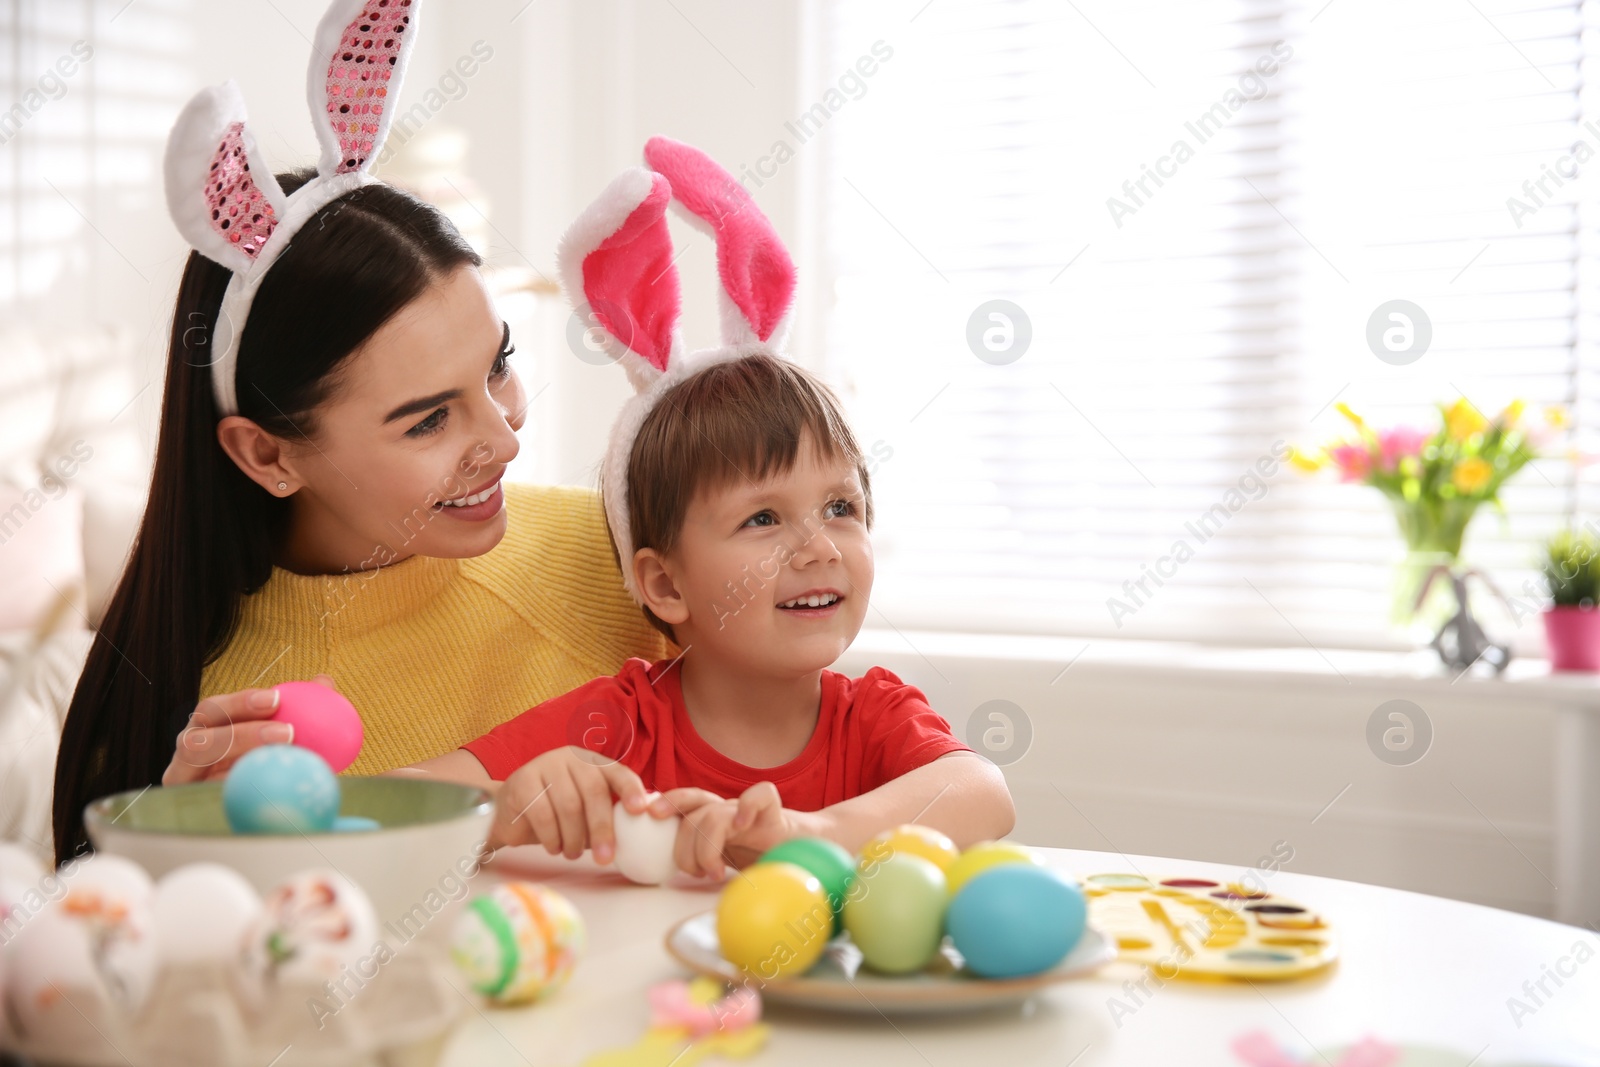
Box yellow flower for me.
[1546,406,1570,429]
[1287,447,1324,473]
[1499,399,1525,426]
[1334,402,1364,429]
[1445,399,1488,441]
[1453,457,1492,493]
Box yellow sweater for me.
[200,484,673,774]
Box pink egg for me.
[271,681,364,772]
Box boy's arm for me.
[386,749,499,791]
[814,751,1015,854]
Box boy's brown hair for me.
[607,354,875,641]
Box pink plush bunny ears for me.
[163,0,421,416]
[556,136,798,602]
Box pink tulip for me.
[1378,427,1429,471]
[1328,443,1372,482]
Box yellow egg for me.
[715,862,832,980]
[944,841,1043,897]
[860,824,960,873]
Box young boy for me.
[406,139,1015,879]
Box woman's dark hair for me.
[51,168,481,865]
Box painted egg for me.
[151,863,264,965]
[714,862,831,981]
[272,680,364,772]
[944,841,1043,898]
[451,881,585,1005]
[860,824,960,873]
[612,792,679,885]
[332,815,381,833]
[223,744,340,834]
[242,869,378,986]
[947,865,1086,978]
[756,837,855,934]
[841,853,947,975]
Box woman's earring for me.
[277,481,289,492]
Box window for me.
[805,0,1599,649]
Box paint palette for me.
[1080,873,1338,981]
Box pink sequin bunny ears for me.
[163,0,422,417]
[556,136,798,602]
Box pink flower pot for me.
[1543,606,1600,672]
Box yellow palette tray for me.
[1080,872,1338,981]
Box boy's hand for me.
[653,782,826,880]
[491,745,650,861]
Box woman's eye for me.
[491,345,515,380]
[742,510,777,528]
[407,408,447,438]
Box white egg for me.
[242,868,379,986]
[6,897,157,1032]
[64,853,154,906]
[611,792,681,885]
[152,863,264,966]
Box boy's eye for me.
[742,510,777,528]
[826,499,856,519]
[407,408,447,438]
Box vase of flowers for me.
[1540,529,1600,671]
[1294,398,1559,652]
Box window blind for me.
[807,0,1600,650]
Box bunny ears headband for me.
[163,0,422,417]
[557,136,799,603]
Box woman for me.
[51,167,670,865]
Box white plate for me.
[663,911,1116,1015]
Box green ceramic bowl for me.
[85,777,494,931]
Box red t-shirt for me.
[462,658,972,811]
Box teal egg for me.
[222,744,340,834]
[332,815,381,832]
[946,865,1086,978]
[757,837,855,935]
[841,853,947,974]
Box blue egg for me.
[946,865,1087,979]
[223,744,340,834]
[332,815,381,832]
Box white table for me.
[436,846,1600,1067]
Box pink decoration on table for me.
[647,979,761,1037]
[1232,1030,1400,1067]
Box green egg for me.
[842,853,947,974]
[757,837,856,935]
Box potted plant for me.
[1540,528,1600,671]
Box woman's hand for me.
[653,783,826,880]
[161,675,335,785]
[489,746,650,861]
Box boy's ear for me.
[633,548,690,627]
[216,416,300,497]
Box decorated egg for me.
[946,865,1086,978]
[242,869,378,986]
[223,744,340,834]
[452,881,585,1005]
[272,680,364,772]
[612,792,680,885]
[860,824,959,874]
[841,853,947,975]
[944,841,1043,898]
[756,837,854,934]
[714,862,831,980]
[151,863,264,966]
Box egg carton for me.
[0,940,465,1067]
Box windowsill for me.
[841,628,1600,708]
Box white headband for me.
[555,136,799,603]
[162,0,422,416]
